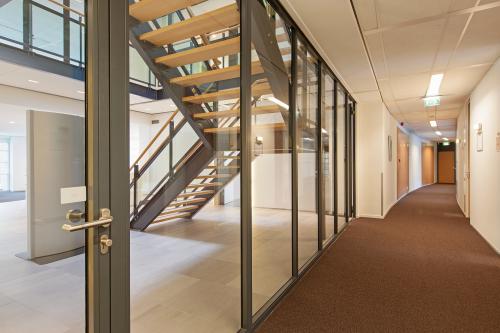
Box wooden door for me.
[397,129,409,199]
[421,145,434,185]
[438,151,455,184]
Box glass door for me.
[0,0,129,332]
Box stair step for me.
[152,212,191,224]
[193,105,281,119]
[219,155,240,160]
[186,182,224,189]
[169,197,207,207]
[171,62,263,87]
[204,123,286,134]
[195,174,232,179]
[156,37,240,68]
[183,82,271,104]
[129,0,206,22]
[177,190,215,198]
[206,165,239,169]
[159,205,199,216]
[140,4,239,46]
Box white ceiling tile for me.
[375,0,453,26]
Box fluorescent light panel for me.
[429,120,437,127]
[435,131,442,136]
[426,73,443,97]
[267,96,289,110]
[443,137,449,141]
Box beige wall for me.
[458,58,500,252]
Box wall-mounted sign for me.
[496,132,500,152]
[423,96,441,107]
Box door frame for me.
[85,0,129,331]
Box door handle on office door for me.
[62,208,113,232]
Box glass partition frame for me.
[240,0,357,330]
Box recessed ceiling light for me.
[429,120,437,127]
[28,79,39,84]
[426,73,443,97]
[77,90,85,94]
[435,131,442,136]
[443,137,449,141]
[9,121,15,124]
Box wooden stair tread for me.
[130,0,206,22]
[159,205,199,216]
[186,182,223,188]
[219,155,240,159]
[140,4,239,46]
[193,105,281,119]
[152,212,191,224]
[156,37,240,68]
[169,198,207,207]
[177,190,215,198]
[171,61,263,87]
[204,123,286,134]
[183,82,271,104]
[195,174,232,179]
[207,165,239,169]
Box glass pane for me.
[322,71,335,242]
[337,85,347,231]
[0,1,87,332]
[296,40,319,268]
[32,5,64,60]
[129,0,241,331]
[250,1,292,314]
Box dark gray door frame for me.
[86,0,129,331]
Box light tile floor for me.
[0,201,346,333]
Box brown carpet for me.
[258,184,500,333]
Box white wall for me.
[10,136,26,191]
[462,58,500,252]
[357,93,428,218]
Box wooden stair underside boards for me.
[182,82,272,104]
[193,105,281,119]
[177,189,215,198]
[156,37,240,68]
[170,61,263,87]
[186,182,223,189]
[129,0,206,22]
[139,4,239,46]
[195,174,232,179]
[168,197,207,207]
[152,212,191,224]
[204,122,286,134]
[158,205,199,215]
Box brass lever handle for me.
[62,208,113,232]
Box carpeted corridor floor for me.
[258,184,500,332]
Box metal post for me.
[344,92,349,222]
[352,101,357,217]
[240,0,253,329]
[169,121,174,177]
[317,61,324,250]
[333,80,338,235]
[290,27,298,277]
[22,0,31,52]
[133,164,139,217]
[63,0,70,63]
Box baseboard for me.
[358,213,384,219]
[470,223,500,256]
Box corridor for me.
[258,185,500,332]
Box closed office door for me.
[397,129,409,199]
[422,144,434,185]
[438,151,455,184]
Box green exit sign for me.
[424,96,441,107]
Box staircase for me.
[128,0,291,230]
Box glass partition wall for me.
[239,0,357,329]
[127,0,356,331]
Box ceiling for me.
[282,0,500,141]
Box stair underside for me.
[140,3,239,46]
[170,61,263,87]
[183,82,272,104]
[129,0,206,22]
[156,37,240,68]
[193,105,281,119]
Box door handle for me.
[62,208,113,232]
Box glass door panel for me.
[0,0,88,331]
[322,71,335,242]
[337,86,347,231]
[296,39,319,268]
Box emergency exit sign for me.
[423,96,441,107]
